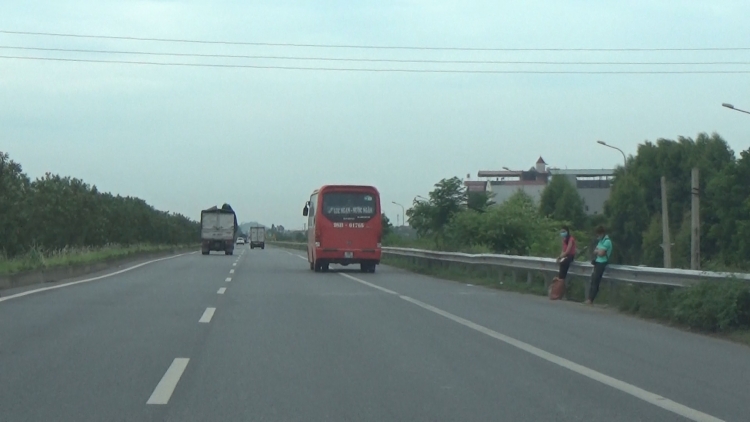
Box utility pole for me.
[661,176,672,268]
[691,168,700,270]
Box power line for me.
[2,55,750,73]
[2,30,749,52]
[1,45,749,66]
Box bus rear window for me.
[322,192,377,222]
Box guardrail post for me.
[526,271,532,285]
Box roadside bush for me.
[443,191,564,257]
[614,280,750,332]
[671,281,750,332]
[0,152,199,258]
[616,285,677,320]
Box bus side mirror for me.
[302,204,309,217]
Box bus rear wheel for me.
[314,261,330,272]
[360,263,376,273]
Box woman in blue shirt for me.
[587,225,612,305]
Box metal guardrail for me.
[270,242,750,287]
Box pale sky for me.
[2,0,749,229]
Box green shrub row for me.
[0,152,200,259]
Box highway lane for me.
[161,249,687,422]
[351,262,750,422]
[0,245,747,421]
[0,249,239,422]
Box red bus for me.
[302,185,382,273]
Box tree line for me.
[0,152,199,258]
[405,132,750,270]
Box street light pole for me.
[597,140,627,171]
[722,103,750,115]
[392,201,405,227]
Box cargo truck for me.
[249,226,265,250]
[201,204,238,255]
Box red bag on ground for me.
[548,277,565,300]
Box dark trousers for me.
[589,262,607,302]
[558,255,574,279]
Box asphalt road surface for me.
[1,246,748,422]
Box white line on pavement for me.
[0,252,195,304]
[229,269,235,274]
[146,358,190,405]
[296,255,306,260]
[225,277,232,282]
[232,263,236,266]
[339,273,399,295]
[341,273,724,422]
[199,307,216,323]
[217,287,226,295]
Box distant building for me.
[548,168,613,215]
[464,180,489,193]
[466,157,614,215]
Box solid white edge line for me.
[338,273,399,295]
[0,251,195,303]
[342,273,724,422]
[217,287,226,295]
[225,277,232,282]
[146,358,190,405]
[296,255,306,260]
[199,307,216,323]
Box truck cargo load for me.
[201,204,238,255]
[249,226,265,250]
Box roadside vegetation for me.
[0,152,200,276]
[0,243,196,276]
[383,132,750,340]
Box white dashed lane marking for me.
[146,358,190,405]
[198,307,216,323]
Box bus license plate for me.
[344,252,353,258]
